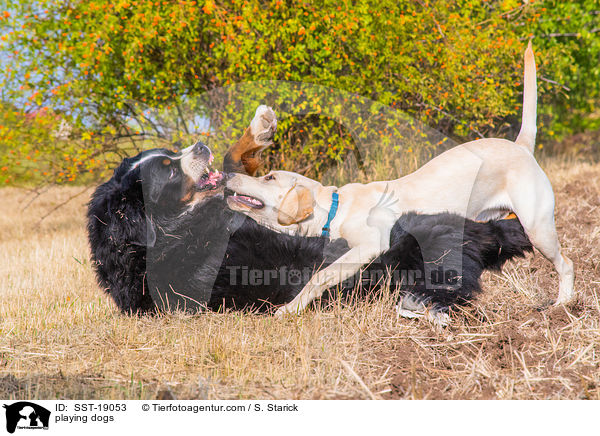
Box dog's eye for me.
[162,159,171,166]
[264,174,275,181]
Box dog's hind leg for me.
[526,216,575,305]
[508,174,575,305]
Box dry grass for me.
[0,155,599,400]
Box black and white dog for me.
[87,136,532,323]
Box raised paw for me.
[250,105,277,147]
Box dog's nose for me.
[193,141,210,156]
[192,141,214,164]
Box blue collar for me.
[321,192,339,237]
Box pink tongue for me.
[206,171,222,186]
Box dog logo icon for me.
[3,402,50,433]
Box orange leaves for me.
[202,0,214,15]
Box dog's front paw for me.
[274,303,299,318]
[274,306,289,318]
[250,105,277,147]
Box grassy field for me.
[0,154,599,400]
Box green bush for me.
[0,0,598,184]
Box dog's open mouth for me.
[225,189,265,209]
[196,168,224,192]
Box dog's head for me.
[114,141,225,211]
[225,170,323,232]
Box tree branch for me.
[540,76,571,92]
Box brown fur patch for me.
[223,128,264,176]
[180,176,196,203]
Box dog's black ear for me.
[149,181,164,204]
[118,159,166,204]
[143,175,167,204]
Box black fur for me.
[357,213,533,311]
[87,150,533,316]
[87,152,157,313]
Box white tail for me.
[515,41,537,153]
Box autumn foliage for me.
[0,0,598,185]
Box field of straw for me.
[0,154,599,400]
